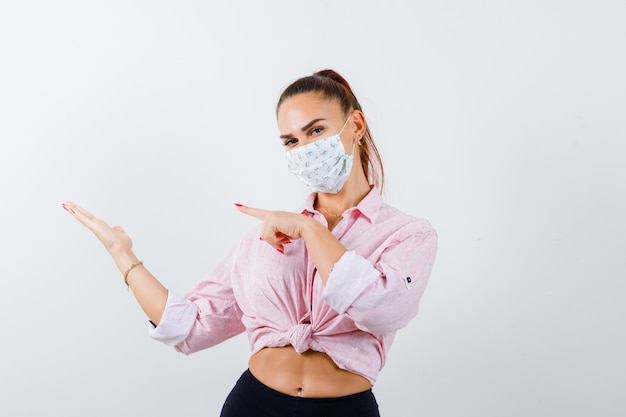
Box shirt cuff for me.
[322,250,380,314]
[148,291,198,346]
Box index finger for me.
[234,203,269,221]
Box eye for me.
[282,138,298,148]
[309,126,324,137]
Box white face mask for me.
[285,116,356,194]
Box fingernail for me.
[62,204,75,214]
[276,248,284,255]
[234,203,243,207]
[284,241,292,244]
[259,237,264,241]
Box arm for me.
[323,226,438,335]
[62,202,168,325]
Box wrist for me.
[124,260,144,287]
[113,250,140,273]
[301,215,324,240]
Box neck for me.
[315,169,371,215]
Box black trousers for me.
[220,369,381,417]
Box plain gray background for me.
[1,1,624,416]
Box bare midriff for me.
[248,346,372,398]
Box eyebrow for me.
[279,118,325,139]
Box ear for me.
[349,110,367,143]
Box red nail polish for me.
[276,248,284,254]
[259,237,264,241]
[234,203,243,207]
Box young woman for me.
[62,69,437,416]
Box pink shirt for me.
[150,187,437,385]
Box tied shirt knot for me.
[287,323,312,353]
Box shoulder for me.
[375,202,437,243]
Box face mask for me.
[285,116,356,194]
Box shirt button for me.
[406,277,412,283]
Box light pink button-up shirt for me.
[150,187,437,385]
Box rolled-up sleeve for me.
[149,291,198,346]
[323,224,437,335]
[322,251,380,314]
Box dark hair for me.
[276,69,385,192]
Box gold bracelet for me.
[124,260,143,287]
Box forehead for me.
[277,93,343,131]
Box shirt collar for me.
[301,185,383,223]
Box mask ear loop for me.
[338,114,352,135]
[339,113,362,155]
